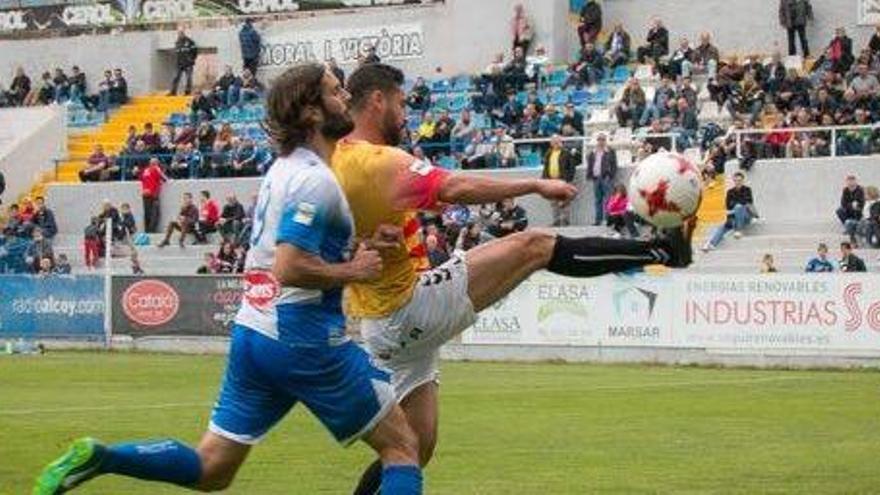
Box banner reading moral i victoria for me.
[674,274,880,351]
[260,23,424,67]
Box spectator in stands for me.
[79,145,112,182]
[363,45,381,65]
[415,111,437,146]
[456,221,487,251]
[191,90,219,122]
[3,204,29,238]
[605,184,640,238]
[425,234,449,268]
[704,172,756,251]
[0,227,31,273]
[24,228,53,273]
[140,122,161,152]
[91,70,113,111]
[24,71,54,106]
[693,32,720,78]
[525,44,550,82]
[83,216,101,270]
[671,97,699,148]
[194,190,219,244]
[239,18,262,78]
[230,138,258,177]
[511,3,534,54]
[406,77,431,110]
[779,0,813,57]
[616,78,646,129]
[837,174,865,234]
[855,186,880,248]
[158,192,198,248]
[849,64,879,104]
[487,198,528,238]
[502,46,530,92]
[18,197,35,225]
[452,109,476,152]
[805,243,835,272]
[7,67,30,106]
[233,244,247,273]
[197,252,220,274]
[636,17,669,66]
[604,23,632,69]
[489,126,517,168]
[53,253,71,275]
[238,68,262,104]
[824,27,854,74]
[111,68,128,105]
[760,254,778,273]
[577,0,602,44]
[727,71,765,125]
[640,74,676,126]
[32,197,57,241]
[170,29,198,96]
[119,202,137,240]
[561,102,584,135]
[124,125,139,153]
[174,123,196,148]
[839,241,867,272]
[586,133,617,226]
[543,135,577,226]
[97,199,125,243]
[52,67,70,103]
[136,157,165,234]
[216,241,237,273]
[433,109,455,154]
[571,42,605,87]
[196,121,217,154]
[215,65,240,107]
[37,256,54,276]
[169,143,198,179]
[69,66,86,102]
[664,37,695,78]
[219,193,245,242]
[538,104,563,136]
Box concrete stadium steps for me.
[693,221,880,272]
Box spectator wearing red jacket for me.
[605,184,640,238]
[194,190,220,244]
[139,158,168,233]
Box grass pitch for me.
[1,352,878,494]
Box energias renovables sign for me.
[260,23,424,67]
[0,275,105,340]
[112,275,242,337]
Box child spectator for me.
[805,243,835,272]
[53,253,72,275]
[83,216,102,270]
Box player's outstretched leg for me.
[468,219,694,312]
[33,431,250,494]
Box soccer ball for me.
[628,152,702,229]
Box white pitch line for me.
[0,375,809,416]
[0,401,211,416]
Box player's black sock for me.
[546,235,671,277]
[352,459,383,495]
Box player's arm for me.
[274,243,381,290]
[272,177,381,290]
[390,149,578,209]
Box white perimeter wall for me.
[0,106,66,204]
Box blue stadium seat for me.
[448,93,470,112]
[515,90,528,106]
[472,112,490,129]
[551,90,570,106]
[437,155,458,169]
[571,89,589,106]
[611,65,632,83]
[520,151,542,168]
[452,76,473,92]
[547,69,568,87]
[431,79,451,93]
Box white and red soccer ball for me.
[628,152,702,229]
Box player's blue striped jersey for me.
[235,147,353,347]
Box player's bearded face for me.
[320,102,355,140]
[381,105,403,146]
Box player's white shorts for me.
[359,253,476,400]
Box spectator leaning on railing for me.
[542,134,577,227]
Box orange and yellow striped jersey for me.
[331,139,449,318]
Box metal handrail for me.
[730,123,880,159]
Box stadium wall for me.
[727,156,880,223]
[0,106,66,204]
[45,164,636,234]
[0,0,569,95]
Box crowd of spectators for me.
[0,65,128,111]
[0,197,66,274]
